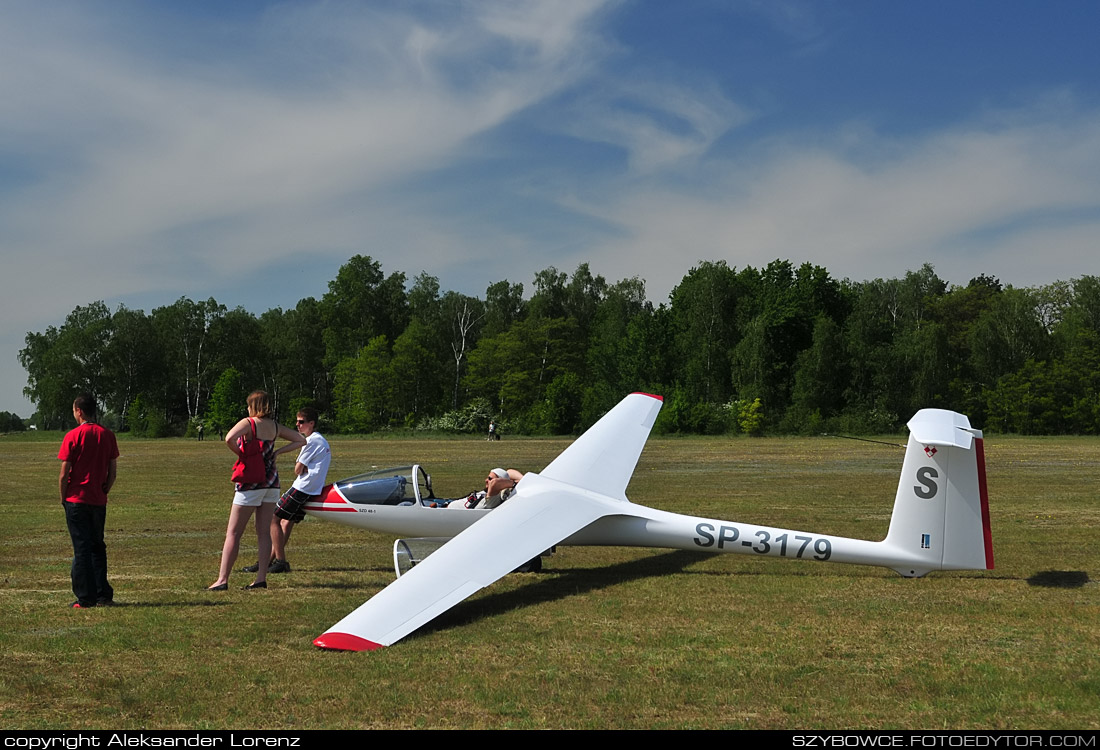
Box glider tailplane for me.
[883,409,993,577]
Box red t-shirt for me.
[58,422,119,506]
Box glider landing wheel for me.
[513,556,542,574]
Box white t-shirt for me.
[291,432,331,495]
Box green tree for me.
[205,367,248,435]
[0,412,26,432]
[528,266,568,320]
[331,336,395,432]
[583,276,653,425]
[19,302,113,429]
[531,371,584,434]
[104,305,161,430]
[731,261,844,417]
[483,280,525,337]
[970,287,1048,389]
[391,320,443,424]
[786,315,849,431]
[563,262,607,338]
[321,255,408,366]
[669,260,741,405]
[441,291,485,409]
[465,317,583,426]
[151,297,226,422]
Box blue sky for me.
[4,0,1100,415]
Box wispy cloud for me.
[3,1,1100,413]
[579,101,1100,298]
[0,0,614,327]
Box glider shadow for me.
[411,549,706,640]
[1027,570,1091,588]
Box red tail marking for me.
[974,438,994,570]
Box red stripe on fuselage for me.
[974,437,994,569]
[303,484,360,512]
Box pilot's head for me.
[485,467,514,496]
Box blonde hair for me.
[246,390,273,419]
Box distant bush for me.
[0,411,26,432]
[128,396,178,437]
[417,398,497,434]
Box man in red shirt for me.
[58,394,119,608]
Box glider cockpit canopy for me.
[333,465,434,507]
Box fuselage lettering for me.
[693,523,741,548]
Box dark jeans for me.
[63,500,112,605]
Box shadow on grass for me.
[412,549,707,639]
[91,600,234,608]
[1026,570,1091,588]
[294,580,388,591]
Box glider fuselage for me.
[306,474,941,577]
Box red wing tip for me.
[313,632,385,651]
[631,392,664,402]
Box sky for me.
[4,0,1100,416]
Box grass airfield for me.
[1,431,1096,730]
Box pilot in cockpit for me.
[446,467,524,510]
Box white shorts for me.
[232,487,281,507]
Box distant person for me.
[207,391,304,591]
[243,407,331,575]
[487,420,499,441]
[196,422,204,441]
[58,393,119,608]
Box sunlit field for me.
[1,431,1096,729]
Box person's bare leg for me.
[269,515,284,563]
[252,503,275,586]
[210,504,254,588]
[271,517,295,562]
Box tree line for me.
[18,255,1100,436]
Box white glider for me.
[309,393,993,651]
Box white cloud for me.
[0,0,613,327]
[3,1,1100,415]
[577,106,1100,299]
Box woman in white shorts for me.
[207,391,305,591]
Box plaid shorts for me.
[275,487,316,523]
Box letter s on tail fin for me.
[883,409,994,577]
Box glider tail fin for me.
[883,409,994,577]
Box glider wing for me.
[539,392,663,501]
[313,392,664,651]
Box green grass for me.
[0,433,1096,729]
